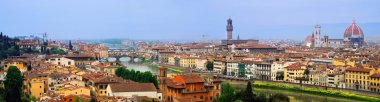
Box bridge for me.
[107,48,140,62]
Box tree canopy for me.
[206,61,214,71]
[115,68,158,88]
[4,66,24,102]
[0,32,20,59]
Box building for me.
[256,62,272,80]
[55,86,91,97]
[344,18,366,48]
[232,44,279,53]
[93,62,125,74]
[271,62,296,81]
[159,51,176,64]
[45,56,75,68]
[304,19,365,48]
[213,59,226,74]
[82,72,124,96]
[220,18,259,50]
[370,73,380,93]
[164,74,222,102]
[226,60,240,77]
[345,67,374,91]
[311,25,323,48]
[106,82,161,101]
[23,74,49,99]
[327,73,345,88]
[284,63,305,83]
[226,18,233,40]
[179,56,196,68]
[3,59,28,73]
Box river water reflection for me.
[108,57,159,74]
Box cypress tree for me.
[242,81,254,102]
[4,66,24,102]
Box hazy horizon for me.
[1,0,380,41]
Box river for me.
[108,57,362,102]
[107,57,159,74]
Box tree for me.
[69,40,73,51]
[4,66,24,102]
[115,67,125,77]
[223,66,227,75]
[115,68,159,88]
[206,61,214,72]
[218,83,235,102]
[27,64,32,71]
[242,81,254,102]
[268,94,290,102]
[256,93,267,102]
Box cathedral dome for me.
[305,35,312,42]
[344,19,364,38]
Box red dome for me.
[344,20,364,38]
[305,35,312,42]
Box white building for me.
[226,61,239,77]
[45,56,75,67]
[271,62,295,81]
[195,58,208,70]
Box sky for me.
[0,0,379,41]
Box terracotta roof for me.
[346,67,372,73]
[166,79,185,89]
[109,82,157,92]
[286,63,303,70]
[176,74,204,84]
[370,73,380,78]
[235,44,276,49]
[344,20,364,38]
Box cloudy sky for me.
[1,0,379,41]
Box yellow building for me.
[158,51,175,64]
[3,59,28,72]
[180,56,196,68]
[168,56,175,66]
[345,67,374,91]
[332,59,355,67]
[94,62,125,74]
[25,77,48,98]
[55,86,91,96]
[284,63,305,83]
[370,73,380,93]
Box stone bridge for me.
[107,48,140,62]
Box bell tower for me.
[226,18,233,40]
[158,66,167,101]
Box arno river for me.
[108,57,159,73]
[109,57,361,102]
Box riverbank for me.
[252,82,380,102]
[227,80,380,102]
[143,60,184,74]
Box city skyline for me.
[1,0,380,40]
